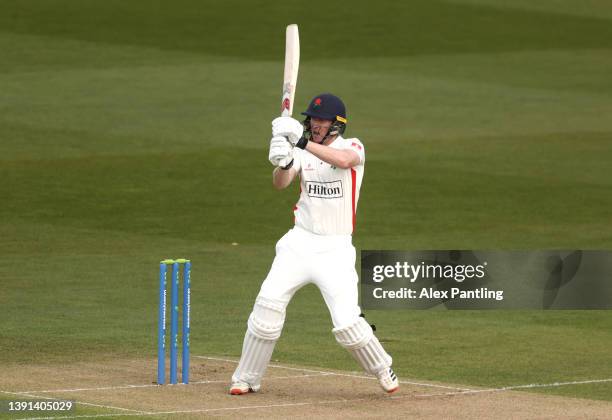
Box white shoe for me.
[229,381,252,395]
[377,367,399,393]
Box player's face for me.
[310,118,332,143]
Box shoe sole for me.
[386,386,399,394]
[229,388,250,395]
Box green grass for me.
[1,0,611,404]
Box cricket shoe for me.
[229,381,255,395]
[377,367,399,393]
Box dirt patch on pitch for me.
[1,357,611,419]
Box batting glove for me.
[272,116,304,146]
[268,136,293,167]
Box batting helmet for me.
[301,93,347,141]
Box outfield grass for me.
[1,0,611,404]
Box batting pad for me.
[232,297,286,388]
[333,317,393,375]
[247,296,286,340]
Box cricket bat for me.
[281,24,300,117]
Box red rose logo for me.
[282,98,290,111]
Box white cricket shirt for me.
[291,136,365,235]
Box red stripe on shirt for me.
[351,168,356,232]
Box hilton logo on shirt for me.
[306,181,343,199]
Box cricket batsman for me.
[230,94,399,395]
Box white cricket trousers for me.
[259,225,361,327]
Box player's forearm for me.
[305,142,359,169]
[272,167,296,190]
